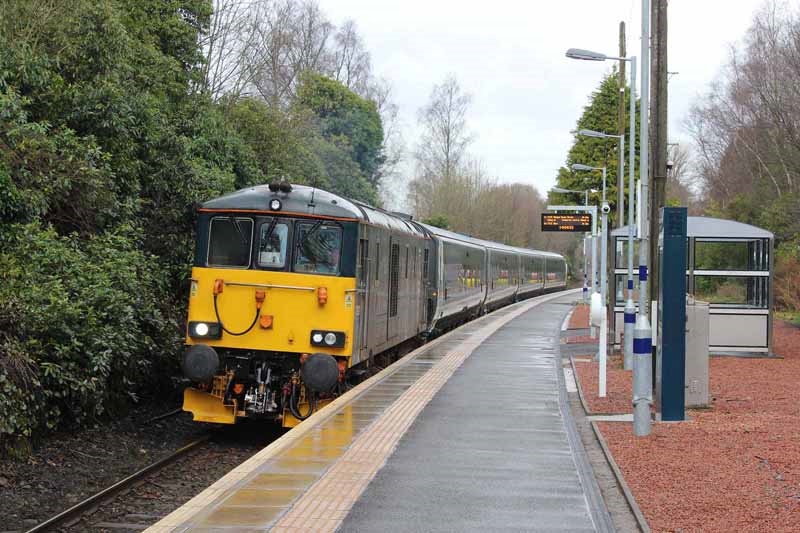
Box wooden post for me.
[649,0,668,387]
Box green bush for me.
[0,223,174,447]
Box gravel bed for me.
[65,424,284,532]
[1,403,204,532]
[583,320,800,532]
[568,304,590,329]
[567,334,599,344]
[574,354,633,414]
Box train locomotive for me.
[181,183,567,427]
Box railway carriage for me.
[181,183,567,427]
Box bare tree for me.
[328,20,372,94]
[201,0,406,199]
[664,144,695,208]
[200,0,257,101]
[245,0,299,106]
[415,75,473,181]
[410,75,474,218]
[288,1,334,77]
[687,1,800,210]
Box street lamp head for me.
[571,163,598,172]
[565,48,608,61]
[577,128,610,138]
[550,187,579,194]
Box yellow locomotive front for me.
[181,184,362,427]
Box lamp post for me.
[575,128,633,371]
[566,42,650,436]
[572,164,608,398]
[550,186,591,303]
[571,165,608,308]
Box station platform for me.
[147,289,613,532]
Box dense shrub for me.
[0,224,173,446]
[775,253,800,312]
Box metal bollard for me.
[633,267,652,437]
[623,289,635,370]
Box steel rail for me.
[25,436,210,533]
[145,407,184,424]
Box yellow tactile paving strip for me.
[145,290,576,533]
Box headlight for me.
[310,330,345,348]
[270,198,282,211]
[188,321,222,339]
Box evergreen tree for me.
[552,72,640,226]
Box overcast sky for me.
[323,0,770,207]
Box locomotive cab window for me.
[257,220,289,268]
[207,217,253,267]
[294,222,342,275]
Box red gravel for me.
[569,304,590,329]
[567,335,599,344]
[583,321,800,533]
[573,354,632,414]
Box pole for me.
[624,56,637,371]
[583,191,589,303]
[634,0,652,437]
[616,135,624,306]
[617,21,626,230]
[601,168,607,305]
[611,135,624,358]
[649,0,669,390]
[599,167,608,397]
[591,205,599,339]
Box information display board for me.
[541,213,592,232]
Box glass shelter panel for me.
[693,275,769,308]
[615,238,640,269]
[694,238,769,271]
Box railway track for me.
[26,424,284,532]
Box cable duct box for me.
[685,297,710,408]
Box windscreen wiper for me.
[262,217,278,246]
[229,215,248,246]
[298,220,323,249]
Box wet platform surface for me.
[340,295,606,532]
[146,290,611,532]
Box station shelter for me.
[611,217,774,355]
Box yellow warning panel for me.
[183,388,236,424]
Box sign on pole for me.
[541,213,593,232]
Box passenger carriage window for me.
[208,217,253,268]
[293,222,342,275]
[257,221,289,268]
